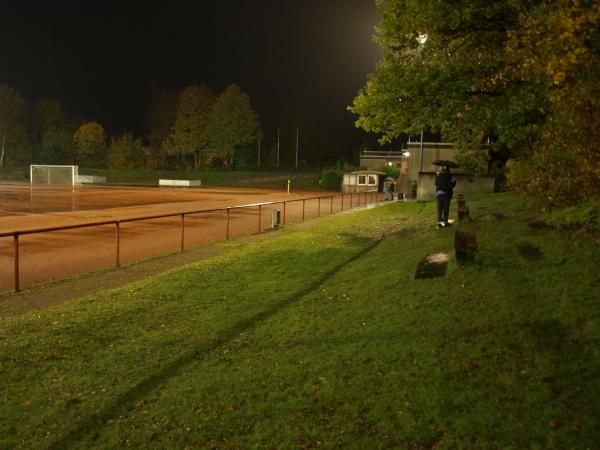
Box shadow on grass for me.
[516,242,544,260]
[49,237,383,449]
[522,319,600,440]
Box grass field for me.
[1,194,599,448]
[0,166,321,190]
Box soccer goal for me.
[30,165,80,185]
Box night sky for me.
[0,1,381,156]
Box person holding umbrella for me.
[433,160,458,228]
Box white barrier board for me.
[78,175,107,184]
[159,179,202,187]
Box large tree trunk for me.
[0,131,5,168]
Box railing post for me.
[283,202,286,225]
[115,221,120,267]
[14,233,20,292]
[226,208,230,240]
[258,205,262,232]
[318,197,321,217]
[181,214,185,251]
[302,199,305,221]
[341,194,344,211]
[350,193,353,208]
[330,195,333,213]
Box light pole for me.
[277,128,280,169]
[295,128,299,170]
[257,129,261,170]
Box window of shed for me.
[368,175,376,185]
[358,175,367,185]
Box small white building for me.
[342,170,384,193]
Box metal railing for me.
[0,191,384,292]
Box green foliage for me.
[143,88,179,169]
[107,133,145,169]
[455,148,489,177]
[351,0,600,205]
[378,165,400,178]
[35,99,78,164]
[38,129,72,164]
[207,84,260,166]
[504,0,600,205]
[74,122,106,167]
[0,84,27,167]
[320,170,342,190]
[165,85,215,170]
[547,200,600,235]
[0,166,28,181]
[350,0,542,148]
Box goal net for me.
[30,165,80,185]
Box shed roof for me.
[346,170,386,175]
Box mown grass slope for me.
[1,194,598,449]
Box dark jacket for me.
[435,171,456,196]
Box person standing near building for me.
[435,166,456,227]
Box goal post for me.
[30,165,80,185]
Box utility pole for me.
[277,128,280,169]
[257,129,261,170]
[419,129,424,173]
[295,128,299,170]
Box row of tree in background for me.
[0,82,325,171]
[147,84,258,170]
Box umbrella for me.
[432,159,459,168]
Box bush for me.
[378,165,400,178]
[107,134,145,169]
[455,149,489,177]
[320,170,342,190]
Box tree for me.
[504,0,600,204]
[35,99,77,164]
[207,84,260,167]
[143,88,178,169]
[74,122,106,168]
[0,84,27,167]
[107,133,145,169]
[350,0,600,204]
[351,1,540,146]
[165,85,215,170]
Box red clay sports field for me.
[0,183,382,292]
